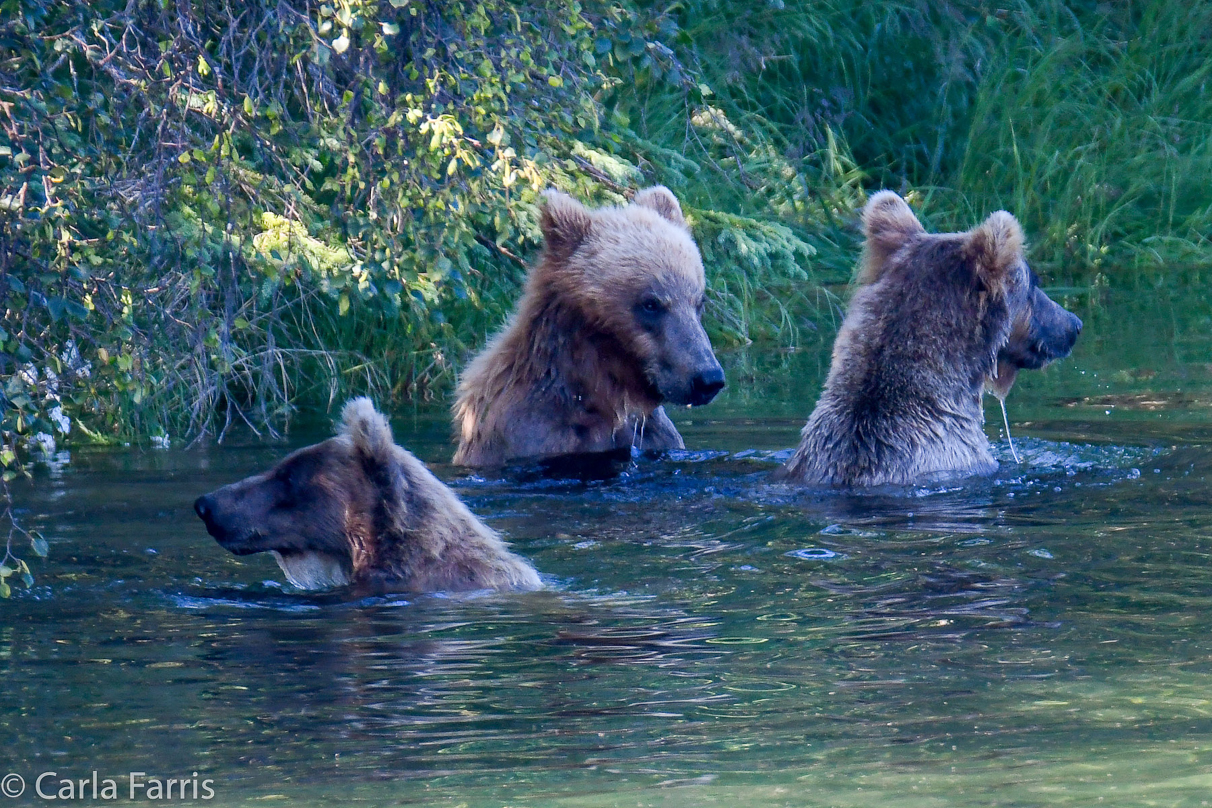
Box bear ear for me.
[859,191,925,284]
[632,185,687,228]
[339,397,394,465]
[540,189,593,257]
[965,211,1024,287]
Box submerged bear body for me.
[195,398,541,593]
[453,186,724,467]
[781,191,1082,487]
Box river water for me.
[5,277,1212,806]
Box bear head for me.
[194,398,405,589]
[860,191,1082,398]
[535,186,725,407]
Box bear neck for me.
[794,282,1007,485]
[511,287,660,420]
[453,261,669,466]
[345,450,541,591]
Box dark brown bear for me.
[452,186,725,467]
[780,191,1082,487]
[194,398,541,592]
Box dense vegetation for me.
[4,0,1212,459]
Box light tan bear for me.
[194,398,541,592]
[452,187,725,467]
[779,191,1082,487]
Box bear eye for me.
[638,296,666,316]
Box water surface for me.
[5,278,1212,806]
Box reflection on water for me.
[7,280,1212,806]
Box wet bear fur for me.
[452,186,725,467]
[195,398,542,592]
[780,191,1082,487]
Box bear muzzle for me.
[687,366,726,406]
[657,359,726,407]
[194,493,264,555]
[1028,308,1083,367]
[1003,290,1082,371]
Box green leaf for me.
[338,293,350,316]
[65,300,88,321]
[21,573,33,588]
[381,22,399,36]
[31,536,49,558]
[332,34,350,54]
[243,95,254,116]
[0,581,10,599]
[0,565,12,579]
[45,296,66,322]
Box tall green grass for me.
[643,0,1212,271]
[949,2,1212,268]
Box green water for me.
[6,278,1212,806]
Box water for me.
[6,279,1212,806]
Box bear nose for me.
[194,494,214,523]
[688,367,726,406]
[1067,312,1083,348]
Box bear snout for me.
[1041,309,1082,361]
[194,492,248,548]
[1066,311,1083,348]
[194,494,215,524]
[688,367,726,406]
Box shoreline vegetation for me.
[4,0,1212,456]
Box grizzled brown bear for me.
[780,191,1082,487]
[452,186,725,467]
[194,398,541,592]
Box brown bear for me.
[452,186,725,467]
[779,191,1082,487]
[194,398,541,592]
